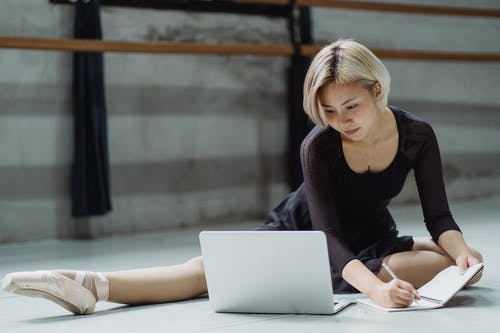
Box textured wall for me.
[0,1,290,241]
[1,0,499,242]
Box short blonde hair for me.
[303,39,391,128]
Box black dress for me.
[257,106,461,292]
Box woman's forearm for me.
[341,259,383,297]
[436,230,470,260]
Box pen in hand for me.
[382,262,399,280]
[382,262,420,303]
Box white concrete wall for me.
[1,0,499,241]
[0,1,290,241]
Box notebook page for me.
[357,298,441,312]
[418,263,483,303]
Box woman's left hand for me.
[455,252,481,275]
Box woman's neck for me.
[354,107,392,148]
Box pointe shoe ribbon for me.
[2,271,96,315]
[75,271,109,302]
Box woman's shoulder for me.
[299,125,343,173]
[389,106,439,162]
[389,105,436,139]
[300,125,341,157]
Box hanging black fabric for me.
[287,6,313,190]
[71,0,112,217]
[287,54,313,190]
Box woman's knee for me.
[381,251,452,287]
[414,237,483,259]
[413,239,484,285]
[412,237,446,255]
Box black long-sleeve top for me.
[300,106,461,274]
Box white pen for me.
[382,262,420,303]
[382,262,398,280]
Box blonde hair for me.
[303,39,391,128]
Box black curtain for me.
[287,6,313,190]
[71,0,112,217]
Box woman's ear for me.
[373,81,382,101]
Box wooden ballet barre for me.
[234,0,289,5]
[296,0,500,18]
[2,37,500,61]
[301,44,500,61]
[0,37,294,56]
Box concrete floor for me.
[1,197,499,333]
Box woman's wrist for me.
[437,230,468,260]
[365,279,384,299]
[456,249,474,259]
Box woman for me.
[2,39,483,315]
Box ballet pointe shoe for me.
[2,271,97,315]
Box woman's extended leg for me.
[377,237,483,288]
[2,256,207,314]
[71,256,207,305]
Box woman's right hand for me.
[368,279,420,308]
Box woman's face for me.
[318,81,381,142]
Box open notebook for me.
[358,263,484,312]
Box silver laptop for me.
[199,231,354,315]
